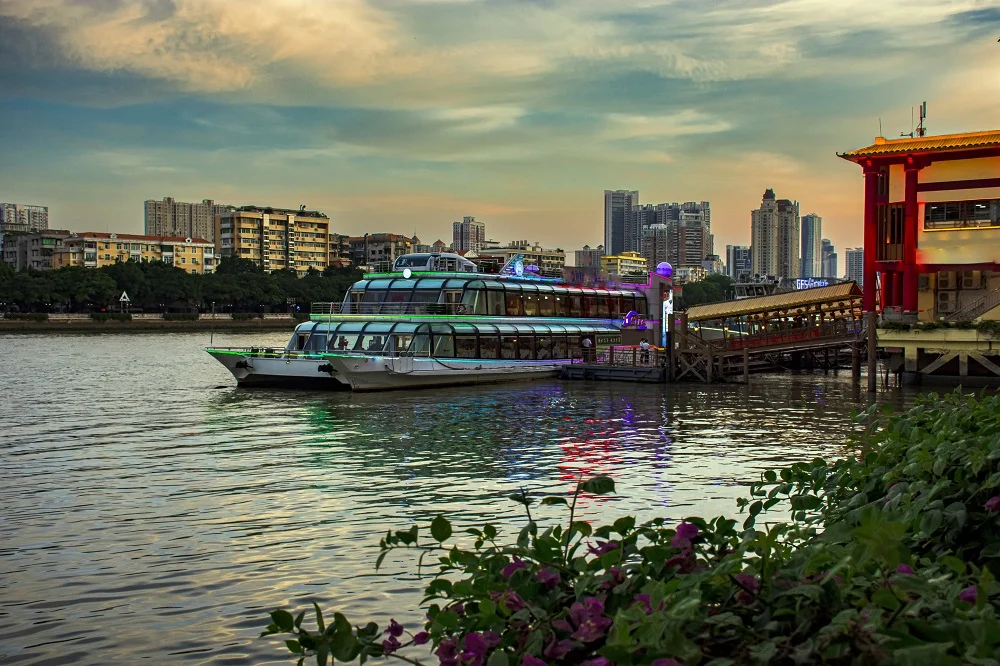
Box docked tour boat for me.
[207,253,656,391]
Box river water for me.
[0,332,913,665]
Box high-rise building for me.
[641,225,670,271]
[633,201,711,269]
[145,197,231,242]
[216,206,330,274]
[2,229,71,271]
[800,213,822,278]
[0,202,49,234]
[750,189,799,278]
[452,216,486,254]
[821,239,838,277]
[604,189,639,255]
[575,244,604,268]
[845,248,864,286]
[726,245,752,280]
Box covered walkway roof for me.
[685,282,862,323]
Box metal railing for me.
[589,346,666,368]
[311,302,468,316]
[945,286,1000,322]
[694,320,861,352]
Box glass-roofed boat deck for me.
[294,321,621,359]
[314,274,649,318]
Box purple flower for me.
[543,638,574,659]
[580,658,613,666]
[493,590,526,613]
[382,635,401,655]
[587,540,619,556]
[536,568,560,588]
[986,496,1000,514]
[386,619,404,637]
[452,603,465,617]
[413,632,429,645]
[896,564,914,575]
[464,631,501,659]
[503,556,528,579]
[572,617,613,643]
[670,522,699,549]
[522,656,548,666]
[651,659,683,666]
[633,593,663,614]
[598,567,625,591]
[960,585,978,604]
[734,573,759,605]
[436,638,459,666]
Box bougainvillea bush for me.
[264,391,1000,665]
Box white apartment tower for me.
[751,189,800,278]
[845,247,864,286]
[452,216,486,254]
[800,213,822,278]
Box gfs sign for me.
[622,310,647,330]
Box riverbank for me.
[0,314,299,334]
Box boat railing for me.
[311,302,470,316]
[591,345,667,368]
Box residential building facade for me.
[431,239,449,253]
[800,213,823,278]
[52,232,215,274]
[845,248,864,286]
[145,197,232,242]
[604,189,640,255]
[216,206,330,274]
[701,255,724,275]
[476,241,566,278]
[452,216,486,254]
[2,229,71,270]
[600,251,648,278]
[726,245,752,281]
[328,233,352,268]
[0,203,49,256]
[751,189,800,278]
[348,233,418,268]
[574,244,605,268]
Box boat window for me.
[415,279,445,290]
[444,279,469,289]
[501,336,518,359]
[539,293,555,317]
[384,288,413,310]
[329,333,357,351]
[304,333,327,352]
[391,334,413,353]
[349,289,364,312]
[518,336,534,359]
[410,334,432,356]
[291,332,308,350]
[367,279,393,289]
[463,289,486,315]
[495,324,519,335]
[595,292,610,317]
[635,296,648,316]
[568,293,583,318]
[607,293,622,317]
[523,292,539,316]
[432,332,455,357]
[455,336,477,358]
[535,334,551,359]
[479,335,499,359]
[620,294,635,315]
[487,290,505,316]
[552,335,568,359]
[505,290,523,316]
[361,289,386,313]
[583,295,596,317]
[363,323,396,334]
[356,333,387,353]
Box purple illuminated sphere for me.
[655,262,673,278]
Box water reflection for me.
[0,333,909,665]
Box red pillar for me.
[862,166,879,311]
[903,163,921,314]
[893,271,904,307]
[883,272,894,307]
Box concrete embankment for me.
[0,314,301,334]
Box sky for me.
[1,0,999,266]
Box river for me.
[0,332,913,664]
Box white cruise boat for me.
[207,253,654,391]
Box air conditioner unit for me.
[961,270,982,290]
[937,271,955,290]
[937,290,958,314]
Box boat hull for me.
[208,349,569,391]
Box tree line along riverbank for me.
[0,312,303,333]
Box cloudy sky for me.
[1,0,998,263]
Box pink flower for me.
[386,619,404,637]
[986,496,1000,513]
[536,568,560,588]
[734,573,759,605]
[896,564,914,575]
[633,593,663,614]
[503,556,528,580]
[670,522,699,549]
[960,585,978,604]
[413,632,429,645]
[587,541,619,556]
[572,617,612,643]
[382,635,401,655]
[493,590,525,613]
[522,656,548,666]
[436,638,459,666]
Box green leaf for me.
[431,515,453,542]
[749,501,763,516]
[613,516,636,534]
[331,628,360,662]
[571,521,593,537]
[484,524,497,540]
[763,470,777,483]
[508,491,534,506]
[487,650,510,666]
[294,611,305,630]
[313,602,325,633]
[872,587,900,611]
[285,639,302,654]
[270,609,295,633]
[541,496,568,506]
[580,476,615,495]
[938,555,965,575]
[375,551,388,571]
[435,611,460,629]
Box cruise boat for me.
[207,253,653,391]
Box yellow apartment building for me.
[51,232,216,274]
[216,206,330,274]
[600,251,649,278]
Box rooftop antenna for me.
[917,101,927,137]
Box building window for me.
[924,199,998,230]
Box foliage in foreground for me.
[264,391,1000,665]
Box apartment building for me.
[52,232,215,274]
[751,189,800,278]
[476,240,566,278]
[145,197,232,242]
[216,206,330,274]
[600,251,648,278]
[1,229,72,271]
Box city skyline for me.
[1,1,998,256]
